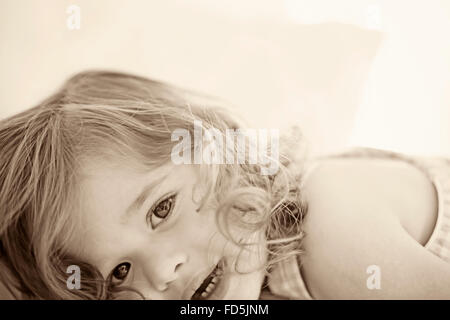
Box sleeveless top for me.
[266,147,450,300]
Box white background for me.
[1,0,449,156]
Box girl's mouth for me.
[190,260,224,300]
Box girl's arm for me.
[300,162,450,299]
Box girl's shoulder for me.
[298,155,439,298]
[301,155,437,245]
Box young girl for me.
[0,71,449,300]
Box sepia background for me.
[1,0,449,157]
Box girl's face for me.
[70,160,267,299]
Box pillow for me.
[210,22,382,156]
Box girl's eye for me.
[111,262,131,283]
[147,193,177,228]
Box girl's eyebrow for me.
[122,172,171,223]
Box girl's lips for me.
[204,266,230,300]
[181,259,229,300]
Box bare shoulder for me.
[299,157,445,299]
[302,157,438,245]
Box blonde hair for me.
[0,71,308,299]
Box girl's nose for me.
[140,251,188,293]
